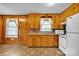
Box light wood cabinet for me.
[34,14,40,29]
[28,13,62,30]
[59,14,66,29]
[32,36,40,46]
[75,4,79,13]
[27,36,33,46]
[28,14,40,29]
[40,36,49,46]
[27,35,58,47]
[53,16,60,29]
[59,4,79,29]
[28,14,35,29]
[27,36,41,47]
[61,4,79,22]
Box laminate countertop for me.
[29,31,58,35]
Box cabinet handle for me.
[69,17,72,19]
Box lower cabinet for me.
[27,35,58,47]
[32,36,40,46]
[27,36,41,47]
[41,36,50,47]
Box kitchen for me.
[0,3,79,56]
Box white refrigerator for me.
[66,13,79,56]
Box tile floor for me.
[0,44,65,56]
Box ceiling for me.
[0,3,72,15]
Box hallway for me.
[0,44,64,56]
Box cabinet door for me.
[28,14,35,29]
[74,4,79,14]
[27,36,41,47]
[53,36,58,46]
[40,36,49,46]
[27,36,33,47]
[47,36,53,46]
[47,36,58,47]
[35,36,40,46]
[60,14,66,29]
[34,14,40,29]
[53,16,60,29]
[32,36,40,46]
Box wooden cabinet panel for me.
[40,36,49,46]
[19,16,28,41]
[27,36,33,46]
[28,14,35,29]
[0,16,2,42]
[18,16,30,44]
[61,4,79,24]
[32,36,40,46]
[27,35,58,47]
[40,35,58,47]
[34,14,40,29]
[59,14,66,29]
[28,13,62,30]
[53,16,60,29]
[28,14,40,30]
[47,36,53,46]
[75,4,79,13]
[47,35,58,47]
[52,35,58,46]
[27,36,41,47]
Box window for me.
[6,18,18,38]
[40,18,52,32]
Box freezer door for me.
[66,13,79,33]
[66,33,79,56]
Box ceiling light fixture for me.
[47,3,55,6]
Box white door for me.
[66,33,79,56]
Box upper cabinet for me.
[53,15,60,29]
[34,14,40,29]
[28,14,35,29]
[59,14,66,29]
[28,13,61,30]
[59,4,79,29]
[61,4,79,21]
